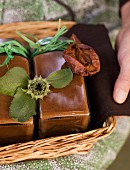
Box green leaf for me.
[0,67,29,96]
[0,47,5,53]
[20,32,39,42]
[0,40,29,66]
[0,40,28,54]
[47,68,73,88]
[0,55,11,67]
[16,25,73,57]
[9,88,37,122]
[11,46,28,58]
[41,26,72,53]
[16,31,40,49]
[45,26,67,47]
[4,45,14,59]
[0,45,14,67]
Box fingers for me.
[113,64,130,104]
[113,26,130,104]
[114,5,130,104]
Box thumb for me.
[113,64,130,104]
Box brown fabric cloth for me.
[65,24,130,129]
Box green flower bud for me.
[26,76,50,100]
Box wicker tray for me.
[0,21,116,164]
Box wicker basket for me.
[0,21,116,164]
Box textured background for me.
[0,0,130,169]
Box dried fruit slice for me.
[63,34,100,76]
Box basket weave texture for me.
[0,21,116,164]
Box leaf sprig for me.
[16,26,73,57]
[0,67,73,122]
[0,40,29,67]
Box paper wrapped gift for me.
[33,51,90,138]
[0,54,34,145]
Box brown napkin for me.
[65,24,130,129]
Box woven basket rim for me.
[0,21,116,164]
[0,116,115,164]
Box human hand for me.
[113,24,130,104]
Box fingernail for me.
[115,89,127,104]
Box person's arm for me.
[113,0,130,104]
